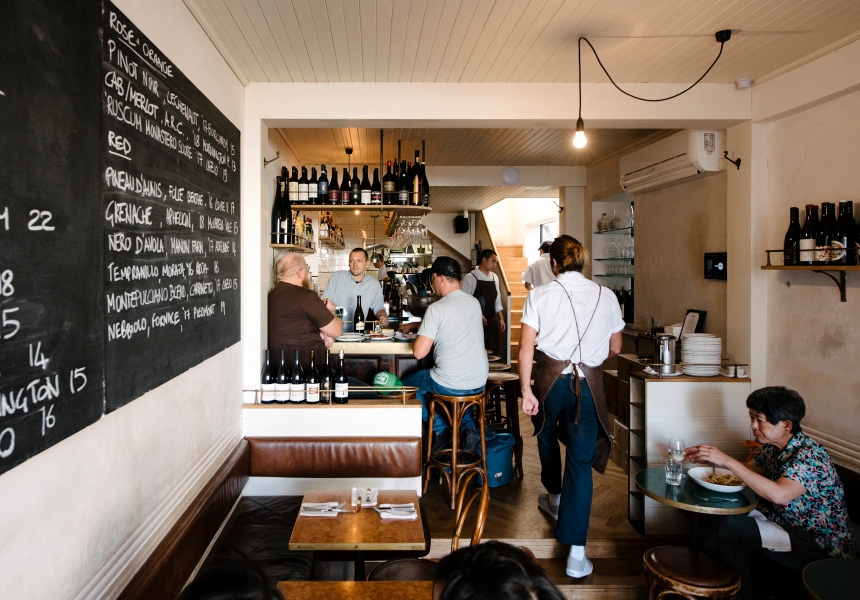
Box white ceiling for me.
[184,0,860,211]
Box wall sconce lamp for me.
[573,30,733,150]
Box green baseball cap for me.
[373,371,402,394]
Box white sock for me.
[548,493,561,507]
[569,545,585,560]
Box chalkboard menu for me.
[0,0,241,476]
[101,2,241,411]
[0,0,105,474]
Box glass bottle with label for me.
[371,168,382,204]
[360,165,371,205]
[354,295,365,334]
[318,164,329,204]
[275,350,289,404]
[289,350,305,403]
[306,350,320,403]
[327,167,340,205]
[288,166,299,205]
[260,350,275,404]
[831,201,857,265]
[308,167,319,204]
[815,202,834,264]
[799,204,818,265]
[334,349,348,404]
[383,161,395,205]
[783,206,801,265]
[320,349,332,404]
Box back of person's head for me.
[276,252,305,280]
[746,386,805,434]
[479,249,497,263]
[434,541,565,600]
[176,560,283,600]
[539,241,552,254]
[549,235,589,273]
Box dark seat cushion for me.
[645,546,739,588]
[367,558,438,581]
[201,496,313,583]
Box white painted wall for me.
[0,1,245,598]
[763,89,860,464]
[484,198,559,247]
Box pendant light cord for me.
[579,35,728,103]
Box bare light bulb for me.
[573,117,587,149]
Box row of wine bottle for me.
[612,286,635,324]
[318,212,344,246]
[783,201,857,265]
[260,349,348,404]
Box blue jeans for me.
[401,369,484,435]
[537,374,598,546]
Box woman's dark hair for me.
[176,560,283,600]
[435,541,565,600]
[746,386,805,434]
[549,235,589,274]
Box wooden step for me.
[540,556,645,600]
[509,282,527,294]
[500,257,528,270]
[496,245,523,258]
[509,295,526,311]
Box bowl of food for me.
[688,467,746,493]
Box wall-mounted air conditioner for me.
[619,129,725,193]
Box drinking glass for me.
[668,437,686,463]
[665,458,682,486]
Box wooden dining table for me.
[278,580,434,600]
[289,489,429,580]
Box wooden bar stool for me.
[643,546,741,600]
[488,362,511,372]
[484,372,523,478]
[423,392,487,510]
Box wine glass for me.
[668,437,686,463]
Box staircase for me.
[496,245,529,372]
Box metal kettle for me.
[654,334,677,374]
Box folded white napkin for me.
[380,508,418,520]
[748,509,791,552]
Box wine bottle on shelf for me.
[298,167,309,204]
[334,349,348,404]
[305,217,314,249]
[354,295,365,334]
[383,161,395,205]
[260,350,275,404]
[371,168,382,204]
[271,172,284,244]
[306,350,320,403]
[320,350,332,404]
[327,167,340,204]
[397,160,409,205]
[832,200,857,265]
[309,167,319,204]
[340,168,352,205]
[783,206,801,266]
[799,204,818,265]
[288,166,299,205]
[420,162,430,207]
[815,202,833,264]
[351,167,361,205]
[289,350,305,403]
[411,159,421,206]
[318,164,329,204]
[359,165,371,205]
[275,350,289,404]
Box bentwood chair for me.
[366,467,490,582]
[643,546,741,600]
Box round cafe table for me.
[635,466,758,543]
[803,559,860,600]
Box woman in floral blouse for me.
[686,386,855,600]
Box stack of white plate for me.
[681,334,722,376]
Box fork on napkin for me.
[300,502,343,517]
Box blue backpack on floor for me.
[481,428,515,488]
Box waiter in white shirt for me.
[461,249,506,355]
[523,241,557,290]
[519,235,624,580]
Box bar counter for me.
[329,339,429,383]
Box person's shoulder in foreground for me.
[433,541,565,600]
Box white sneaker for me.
[566,555,593,578]
[537,493,558,521]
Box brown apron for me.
[528,282,612,475]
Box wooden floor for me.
[421,411,678,599]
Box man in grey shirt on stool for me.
[401,256,489,453]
